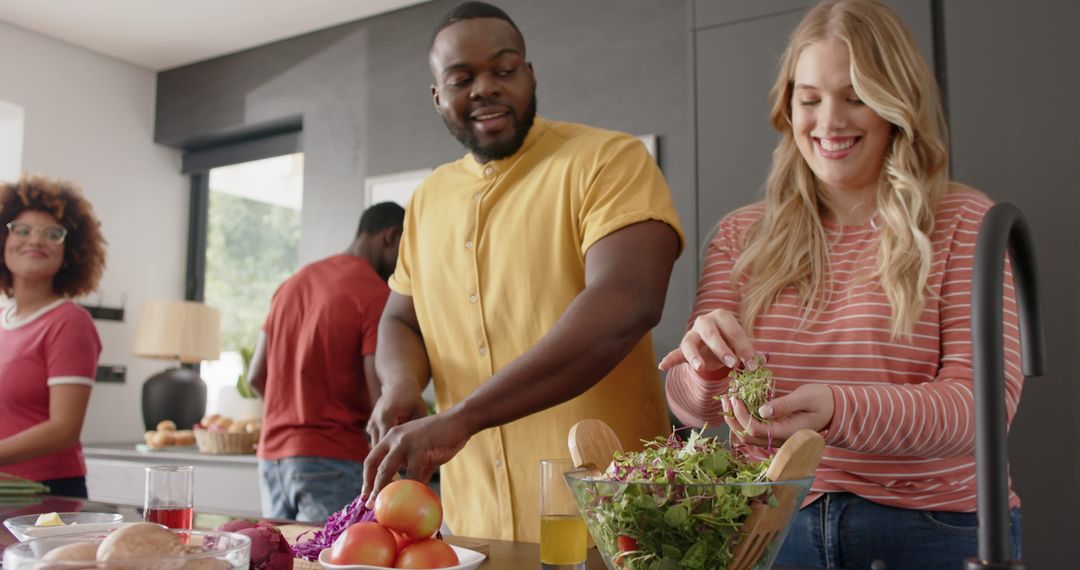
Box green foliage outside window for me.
[204,191,300,356]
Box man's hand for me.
[366,383,429,447]
[722,384,834,447]
[361,410,473,508]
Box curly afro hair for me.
[0,175,107,298]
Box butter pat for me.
[35,512,64,527]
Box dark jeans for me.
[40,476,88,499]
[776,492,1022,569]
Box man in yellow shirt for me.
[361,1,684,542]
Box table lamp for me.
[133,300,220,430]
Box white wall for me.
[0,22,187,443]
[0,99,25,182]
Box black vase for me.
[141,367,207,430]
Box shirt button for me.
[479,346,487,356]
[483,166,494,176]
[473,192,482,200]
[469,294,478,303]
[494,457,503,468]
[465,240,473,249]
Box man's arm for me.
[362,219,680,501]
[366,293,434,447]
[455,219,679,430]
[362,354,381,406]
[248,331,268,398]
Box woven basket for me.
[193,429,259,455]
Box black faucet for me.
[965,203,1045,569]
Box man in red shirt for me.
[249,202,404,522]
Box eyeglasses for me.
[5,221,68,244]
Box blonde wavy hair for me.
[733,0,950,338]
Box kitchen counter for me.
[83,442,258,465]
[1,496,818,569]
[0,495,610,569]
[82,443,261,516]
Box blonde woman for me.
[0,176,106,498]
[662,0,1022,566]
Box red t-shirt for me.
[0,300,100,481]
[257,254,389,462]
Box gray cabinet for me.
[84,444,261,517]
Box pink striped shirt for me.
[666,187,1023,511]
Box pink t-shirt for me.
[0,300,101,481]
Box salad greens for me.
[575,428,772,570]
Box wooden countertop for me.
[3,496,811,569]
[1,496,608,569]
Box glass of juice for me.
[144,465,194,530]
[539,459,587,570]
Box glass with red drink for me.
[144,465,194,529]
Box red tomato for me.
[614,535,639,568]
[374,480,443,541]
[328,522,397,567]
[391,529,415,553]
[393,539,459,569]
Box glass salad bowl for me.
[2,527,251,570]
[565,471,813,570]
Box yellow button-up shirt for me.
[388,117,685,542]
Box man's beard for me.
[443,92,537,163]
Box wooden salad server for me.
[568,418,624,477]
[727,428,826,570]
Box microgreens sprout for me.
[721,354,775,423]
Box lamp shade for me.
[134,300,220,430]
[133,300,220,363]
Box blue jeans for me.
[258,457,363,523]
[776,493,1022,569]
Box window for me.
[195,153,304,414]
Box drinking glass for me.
[144,465,194,529]
[539,459,587,570]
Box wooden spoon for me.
[568,419,624,477]
[727,428,826,570]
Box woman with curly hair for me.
[662,0,1022,566]
[0,175,106,498]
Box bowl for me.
[2,528,251,570]
[317,543,485,570]
[565,470,813,570]
[3,512,126,541]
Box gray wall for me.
[943,1,1080,566]
[155,0,1078,565]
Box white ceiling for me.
[0,0,431,71]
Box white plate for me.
[3,512,127,541]
[318,543,485,570]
